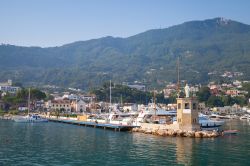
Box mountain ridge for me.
[0,17,250,89]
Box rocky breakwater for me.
[132,127,220,138]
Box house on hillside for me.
[225,89,239,97]
[0,79,20,94]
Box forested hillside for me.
[0,18,250,89]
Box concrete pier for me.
[48,118,137,131]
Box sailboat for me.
[13,88,48,123]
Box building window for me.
[193,103,197,109]
[178,103,181,109]
[185,103,190,109]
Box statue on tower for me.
[184,83,190,98]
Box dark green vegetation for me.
[197,86,249,107]
[1,88,46,110]
[1,18,250,89]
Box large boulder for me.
[195,131,203,138]
[156,129,165,136]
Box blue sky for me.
[0,0,249,47]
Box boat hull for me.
[13,116,48,123]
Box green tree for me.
[242,83,250,98]
[197,87,211,102]
[230,96,247,106]
[207,96,224,107]
[30,89,46,100]
[0,109,5,116]
[221,95,232,106]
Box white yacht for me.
[198,114,225,130]
[13,114,48,123]
[135,107,176,125]
[171,113,224,130]
[210,113,231,120]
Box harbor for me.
[0,118,249,165]
[2,83,242,138]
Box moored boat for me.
[13,114,48,123]
[239,114,249,120]
[199,114,225,130]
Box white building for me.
[0,79,20,94]
[71,100,86,113]
[62,93,79,100]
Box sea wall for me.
[132,123,220,138]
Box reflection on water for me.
[0,120,250,165]
[176,137,193,165]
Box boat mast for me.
[109,80,112,113]
[154,88,156,120]
[28,88,30,115]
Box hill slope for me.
[0,17,250,89]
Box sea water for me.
[0,120,249,166]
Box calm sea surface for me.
[0,119,250,166]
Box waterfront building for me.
[35,100,45,111]
[198,102,206,111]
[71,99,86,113]
[46,100,71,112]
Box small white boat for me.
[223,130,238,135]
[210,114,231,120]
[13,114,48,123]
